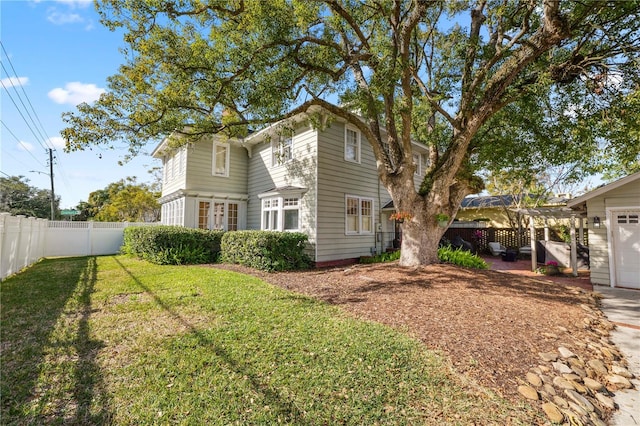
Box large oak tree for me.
[62,0,640,266]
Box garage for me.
[610,210,640,289]
[567,172,640,289]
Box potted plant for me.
[435,213,450,228]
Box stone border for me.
[517,292,635,425]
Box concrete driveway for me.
[594,286,640,425]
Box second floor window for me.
[345,125,361,163]
[212,141,230,177]
[271,136,293,166]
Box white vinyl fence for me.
[0,213,153,280]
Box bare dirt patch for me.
[212,261,601,401]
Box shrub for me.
[220,230,311,271]
[438,245,488,269]
[122,226,224,265]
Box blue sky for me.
[1,0,160,209]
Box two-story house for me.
[152,109,428,266]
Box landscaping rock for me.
[543,384,556,396]
[568,401,589,416]
[583,377,604,391]
[552,361,573,374]
[553,395,569,408]
[540,351,558,362]
[565,389,594,412]
[587,359,608,376]
[558,346,577,359]
[570,380,588,394]
[526,372,542,387]
[562,373,582,382]
[541,402,564,424]
[571,365,588,378]
[611,365,633,378]
[553,376,575,390]
[517,385,539,400]
[595,392,616,410]
[605,374,633,389]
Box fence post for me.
[0,213,8,280]
[88,222,94,255]
[529,216,537,272]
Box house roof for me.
[511,206,587,218]
[460,193,571,209]
[151,104,431,156]
[567,171,640,210]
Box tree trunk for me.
[399,216,444,266]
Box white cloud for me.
[45,1,92,26]
[48,82,105,105]
[48,136,67,149]
[54,0,93,8]
[46,10,83,25]
[17,141,34,152]
[1,76,29,89]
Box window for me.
[345,195,374,234]
[271,135,293,166]
[212,202,225,230]
[227,203,239,231]
[261,197,300,231]
[413,153,421,176]
[197,200,240,230]
[212,141,230,177]
[344,126,361,163]
[198,201,210,229]
[283,198,299,230]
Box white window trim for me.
[196,199,241,231]
[212,141,230,177]
[413,153,421,176]
[271,135,293,167]
[260,196,301,232]
[344,125,361,164]
[345,195,374,235]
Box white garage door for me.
[612,210,640,289]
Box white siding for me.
[160,147,187,197]
[315,122,390,263]
[184,137,248,195]
[586,180,640,286]
[247,125,318,242]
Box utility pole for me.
[48,148,56,220]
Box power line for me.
[0,120,47,168]
[0,41,52,152]
[1,41,73,196]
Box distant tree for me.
[0,176,59,219]
[78,177,160,222]
[62,1,640,266]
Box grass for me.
[1,256,538,425]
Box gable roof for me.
[567,171,640,210]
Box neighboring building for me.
[568,172,640,289]
[152,109,429,266]
[456,194,572,228]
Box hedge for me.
[221,230,311,271]
[122,226,224,265]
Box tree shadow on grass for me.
[0,256,112,424]
[113,257,305,423]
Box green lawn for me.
[1,256,538,425]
